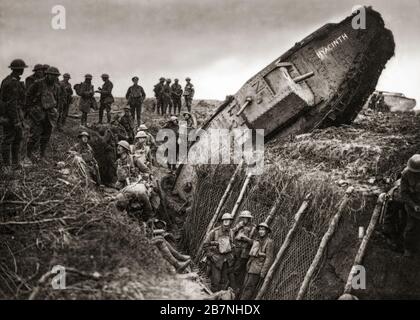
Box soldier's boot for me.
[1,145,11,167]
[106,111,111,123]
[11,143,21,169]
[167,242,191,261]
[160,245,191,273]
[98,108,104,124]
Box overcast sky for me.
[0,0,419,102]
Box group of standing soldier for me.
[154,77,195,115]
[0,59,69,170]
[203,210,274,299]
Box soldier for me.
[162,78,173,115]
[118,106,135,144]
[400,154,420,257]
[134,131,152,167]
[203,213,236,292]
[69,131,101,185]
[115,182,154,224]
[96,73,114,124]
[0,59,28,170]
[25,64,44,90]
[25,66,62,165]
[150,219,191,273]
[171,78,183,115]
[138,124,157,165]
[153,77,165,115]
[240,222,274,300]
[232,210,256,291]
[125,76,146,127]
[75,74,97,127]
[58,73,73,128]
[163,116,179,171]
[115,140,150,189]
[183,77,195,113]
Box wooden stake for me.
[343,193,386,294]
[256,193,312,300]
[296,194,350,300]
[231,172,253,219]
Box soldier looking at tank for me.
[0,59,28,171]
[183,77,194,113]
[125,76,146,127]
[232,210,256,292]
[58,73,73,129]
[25,66,62,165]
[75,74,97,127]
[171,78,183,115]
[153,77,165,115]
[240,222,274,300]
[96,73,114,124]
[203,213,236,292]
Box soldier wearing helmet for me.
[171,78,183,115]
[25,66,62,165]
[117,105,135,144]
[0,59,28,170]
[125,76,146,127]
[133,130,152,167]
[75,74,97,126]
[163,115,179,172]
[398,154,420,257]
[183,77,194,113]
[232,210,257,291]
[25,64,44,90]
[115,140,150,189]
[153,77,166,115]
[203,213,236,292]
[96,73,114,124]
[161,78,173,115]
[69,131,101,185]
[58,73,73,128]
[240,221,274,300]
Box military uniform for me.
[171,82,183,114]
[116,183,154,223]
[162,82,173,115]
[98,79,114,124]
[25,73,43,92]
[183,82,195,112]
[240,235,274,300]
[400,168,420,254]
[204,225,236,292]
[118,113,135,144]
[0,74,26,166]
[26,78,62,160]
[115,154,150,189]
[153,80,165,115]
[232,221,256,290]
[126,84,146,126]
[59,80,73,126]
[76,81,97,126]
[70,142,101,185]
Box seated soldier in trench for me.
[149,218,191,273]
[68,131,101,186]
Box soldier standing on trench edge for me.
[0,59,28,172]
[399,154,420,257]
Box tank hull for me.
[174,7,395,198]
